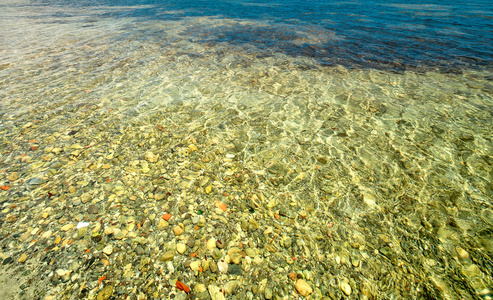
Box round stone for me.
[18,253,28,263]
[217,260,228,274]
[294,279,313,297]
[340,280,352,296]
[97,285,113,300]
[282,236,292,248]
[103,245,113,255]
[177,243,187,254]
[88,204,99,214]
[8,172,19,181]
[173,226,184,236]
[207,238,216,251]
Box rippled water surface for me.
[1,0,492,299]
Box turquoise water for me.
[0,0,492,299]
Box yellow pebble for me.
[18,253,28,263]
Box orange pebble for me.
[215,201,227,212]
[98,275,106,284]
[162,213,172,221]
[176,281,190,293]
[289,272,298,281]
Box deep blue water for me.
[16,0,493,71]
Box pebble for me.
[186,238,195,248]
[216,239,225,249]
[190,261,201,276]
[80,193,92,204]
[157,219,169,229]
[160,251,174,261]
[97,285,113,300]
[229,264,241,275]
[103,245,113,255]
[195,283,207,293]
[210,261,218,273]
[294,279,313,297]
[264,287,273,299]
[173,226,184,236]
[177,243,186,254]
[245,248,256,257]
[60,223,73,231]
[248,217,259,229]
[208,285,225,300]
[8,172,19,181]
[340,279,352,296]
[135,246,145,255]
[19,232,31,242]
[207,237,217,251]
[2,257,13,265]
[253,255,263,265]
[456,247,469,261]
[88,204,99,214]
[202,259,210,272]
[212,249,222,260]
[145,151,159,163]
[217,260,228,274]
[18,253,28,263]
[289,272,298,281]
[224,280,237,295]
[282,236,292,248]
[56,269,69,277]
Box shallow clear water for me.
[0,0,492,299]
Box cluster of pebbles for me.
[1,13,492,300]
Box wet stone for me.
[282,236,292,248]
[216,239,225,249]
[210,249,221,261]
[295,279,313,297]
[177,243,187,254]
[88,204,99,214]
[186,238,196,248]
[160,251,174,261]
[173,226,184,236]
[81,193,92,204]
[3,257,13,265]
[179,206,188,214]
[135,246,145,255]
[228,264,242,275]
[379,246,393,258]
[97,285,114,300]
[27,177,46,186]
[8,172,19,181]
